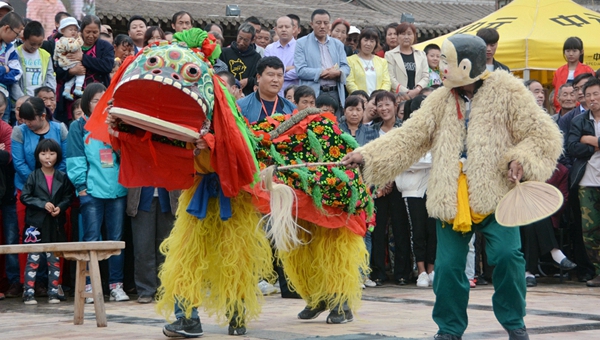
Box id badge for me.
[100,149,114,168]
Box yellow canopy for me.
[414,0,600,84]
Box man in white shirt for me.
[264,16,298,97]
[12,21,55,103]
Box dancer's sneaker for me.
[297,301,327,320]
[163,317,203,338]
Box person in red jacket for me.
[552,37,594,114]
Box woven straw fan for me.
[495,181,564,227]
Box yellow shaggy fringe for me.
[277,220,369,313]
[156,178,275,326]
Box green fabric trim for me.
[331,167,350,183]
[173,28,221,65]
[307,130,323,162]
[340,132,360,149]
[216,80,260,184]
[270,143,285,166]
[311,185,323,211]
[348,186,359,214]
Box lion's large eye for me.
[144,56,165,70]
[180,63,201,83]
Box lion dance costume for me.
[85,29,274,336]
[247,109,374,323]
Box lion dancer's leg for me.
[278,220,369,324]
[157,178,274,336]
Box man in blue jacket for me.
[294,9,349,117]
[237,56,296,123]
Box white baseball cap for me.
[348,26,360,35]
[59,17,80,32]
[0,2,13,11]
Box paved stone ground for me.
[1,277,599,339]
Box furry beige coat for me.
[356,71,563,221]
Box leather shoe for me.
[526,277,537,287]
[5,282,22,298]
[578,272,593,282]
[507,327,529,340]
[553,258,577,271]
[586,276,600,287]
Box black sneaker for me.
[23,294,37,305]
[297,301,327,320]
[507,327,529,340]
[326,307,353,324]
[228,310,246,336]
[163,317,203,338]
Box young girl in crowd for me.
[72,98,83,121]
[21,139,73,305]
[551,36,594,113]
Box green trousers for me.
[578,187,600,275]
[432,215,526,337]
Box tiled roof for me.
[354,0,496,30]
[96,0,495,37]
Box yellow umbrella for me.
[414,0,600,84]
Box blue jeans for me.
[80,195,126,284]
[174,300,199,320]
[364,231,372,258]
[2,204,20,284]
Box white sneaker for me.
[109,283,130,302]
[258,280,279,295]
[428,271,435,286]
[416,272,431,288]
[85,284,94,304]
[364,279,377,288]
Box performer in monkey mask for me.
[343,34,563,340]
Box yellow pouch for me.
[448,162,489,233]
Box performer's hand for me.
[507,160,523,183]
[195,137,208,150]
[342,152,364,168]
[105,114,117,127]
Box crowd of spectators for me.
[1,3,600,312]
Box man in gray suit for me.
[294,9,349,117]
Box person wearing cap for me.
[54,17,84,100]
[101,24,113,39]
[100,25,113,45]
[346,26,360,55]
[343,34,563,340]
[0,1,12,20]
[26,0,66,38]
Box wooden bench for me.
[0,241,125,327]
